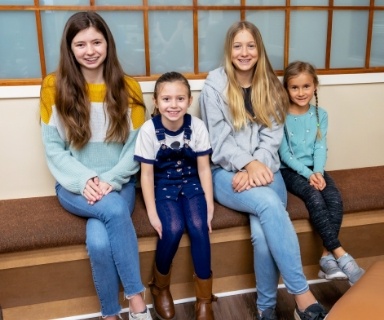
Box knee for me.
[306,192,326,209]
[188,215,208,234]
[256,194,284,214]
[104,200,130,222]
[86,225,111,259]
[162,223,184,244]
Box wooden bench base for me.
[1,209,384,320]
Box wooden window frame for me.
[0,0,383,86]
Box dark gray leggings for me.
[281,168,343,251]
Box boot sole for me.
[153,308,176,320]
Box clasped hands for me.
[232,160,274,192]
[309,172,326,191]
[83,177,113,205]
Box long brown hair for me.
[223,21,289,130]
[55,11,143,149]
[283,61,321,139]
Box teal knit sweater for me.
[40,74,145,195]
[279,104,328,179]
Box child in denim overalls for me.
[134,72,216,320]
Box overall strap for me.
[152,114,192,143]
[152,115,166,142]
[183,114,192,141]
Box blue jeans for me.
[212,169,309,311]
[56,179,145,317]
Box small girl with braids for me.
[279,61,364,286]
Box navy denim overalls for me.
[151,114,211,279]
[152,114,205,202]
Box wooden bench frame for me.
[1,209,384,320]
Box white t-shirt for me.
[134,115,212,164]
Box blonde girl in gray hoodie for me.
[199,21,327,320]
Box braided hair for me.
[314,88,321,140]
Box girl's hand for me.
[83,177,103,205]
[309,173,326,191]
[207,202,214,233]
[309,174,319,189]
[149,213,163,239]
[245,160,274,187]
[314,172,326,190]
[232,171,251,192]
[98,181,113,195]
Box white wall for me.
[1,78,383,200]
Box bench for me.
[1,166,384,320]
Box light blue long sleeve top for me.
[279,104,328,179]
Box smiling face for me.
[231,29,258,77]
[154,80,193,131]
[71,26,107,77]
[286,72,316,112]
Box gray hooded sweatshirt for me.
[199,67,283,173]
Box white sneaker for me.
[129,308,152,320]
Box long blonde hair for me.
[55,11,144,149]
[223,21,289,130]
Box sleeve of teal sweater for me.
[313,109,328,174]
[279,127,314,179]
[41,123,97,194]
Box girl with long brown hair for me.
[40,11,151,320]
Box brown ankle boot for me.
[194,273,217,320]
[148,265,175,320]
